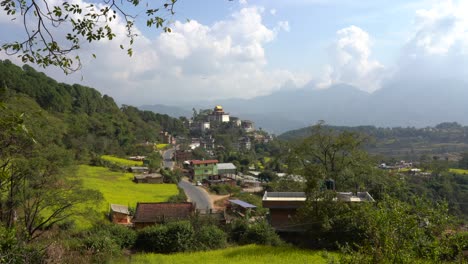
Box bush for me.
[135,225,168,252]
[0,225,44,264]
[81,234,121,262]
[240,221,282,246]
[209,184,241,195]
[194,225,227,250]
[94,224,137,249]
[228,219,248,243]
[135,221,195,253]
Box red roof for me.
[132,202,194,223]
[190,160,219,165]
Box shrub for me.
[135,225,168,252]
[228,219,249,243]
[95,224,137,249]
[135,221,195,253]
[240,221,282,246]
[194,225,227,250]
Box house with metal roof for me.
[132,202,194,229]
[109,204,131,225]
[262,191,374,231]
[217,163,236,178]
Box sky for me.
[1,0,468,106]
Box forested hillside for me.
[0,59,187,160]
[280,122,468,159]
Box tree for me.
[288,121,373,195]
[0,95,102,240]
[288,122,376,247]
[0,0,178,73]
[341,195,455,263]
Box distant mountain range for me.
[140,78,468,134]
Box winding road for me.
[162,147,175,170]
[178,179,213,210]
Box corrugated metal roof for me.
[110,204,130,214]
[217,163,236,170]
[228,199,257,208]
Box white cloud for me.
[277,21,290,32]
[397,0,468,80]
[239,0,248,5]
[2,3,304,105]
[319,25,385,92]
[270,9,277,15]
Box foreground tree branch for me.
[0,0,178,73]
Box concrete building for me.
[189,160,219,182]
[217,163,237,178]
[133,173,163,184]
[230,116,242,127]
[241,120,254,132]
[208,105,230,123]
[236,137,251,151]
[262,191,374,231]
[201,121,210,132]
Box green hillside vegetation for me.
[0,59,187,160]
[114,245,337,264]
[280,122,468,159]
[101,155,143,167]
[71,165,178,229]
[77,165,178,209]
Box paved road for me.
[178,180,213,210]
[162,147,175,170]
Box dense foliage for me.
[0,59,187,160]
[280,121,468,159]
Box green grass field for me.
[156,143,169,150]
[72,165,178,229]
[449,168,468,174]
[113,245,338,264]
[101,155,143,166]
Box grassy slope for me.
[101,155,143,166]
[72,165,178,229]
[449,168,468,174]
[113,245,337,264]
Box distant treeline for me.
[0,59,187,160]
[280,122,468,158]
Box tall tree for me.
[288,121,373,195]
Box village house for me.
[230,116,242,127]
[226,199,257,221]
[262,191,374,231]
[174,150,192,164]
[189,160,219,182]
[133,173,163,184]
[132,202,194,229]
[241,120,255,132]
[235,136,251,151]
[129,166,149,173]
[217,163,237,178]
[109,204,132,225]
[200,135,216,150]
